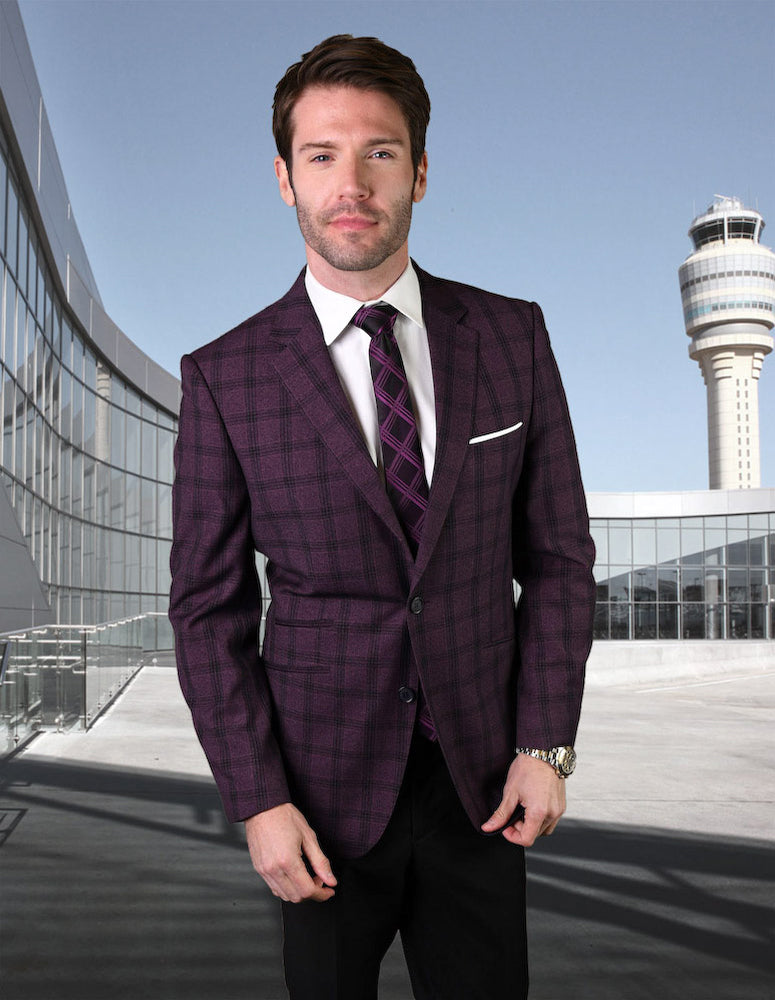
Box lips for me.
[329,215,376,231]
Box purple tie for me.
[352,302,429,557]
[352,301,437,741]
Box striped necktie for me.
[352,301,436,741]
[352,301,429,557]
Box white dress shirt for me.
[304,263,437,485]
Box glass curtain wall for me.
[0,129,176,630]
[591,514,775,640]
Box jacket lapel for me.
[270,273,408,551]
[268,267,479,570]
[412,267,479,581]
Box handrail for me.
[0,612,173,756]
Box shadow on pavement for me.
[528,820,774,999]
[2,756,773,1000]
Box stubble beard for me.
[294,195,413,273]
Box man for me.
[170,34,595,1000]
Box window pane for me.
[633,604,656,639]
[141,420,156,479]
[71,449,82,516]
[682,604,705,638]
[83,387,96,455]
[658,604,678,639]
[125,413,140,475]
[728,604,749,639]
[633,567,656,602]
[125,472,140,532]
[110,468,124,528]
[141,478,156,535]
[609,527,632,564]
[593,604,609,640]
[656,527,680,564]
[607,567,630,602]
[111,408,125,468]
[110,531,124,591]
[610,604,629,639]
[158,483,171,539]
[633,527,656,566]
[158,428,174,484]
[71,379,83,449]
[680,526,704,563]
[658,568,678,602]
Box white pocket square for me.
[469,421,523,445]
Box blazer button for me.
[398,686,416,703]
[410,596,424,614]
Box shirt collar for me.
[305,262,424,347]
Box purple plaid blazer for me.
[169,265,595,859]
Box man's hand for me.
[481,753,566,847]
[245,803,337,903]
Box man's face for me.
[275,86,427,289]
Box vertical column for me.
[698,348,765,489]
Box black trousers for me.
[281,735,528,1000]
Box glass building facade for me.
[590,511,775,641]
[0,120,176,628]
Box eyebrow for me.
[296,137,406,154]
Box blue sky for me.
[17,0,775,492]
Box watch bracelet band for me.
[516,747,553,765]
[515,745,575,778]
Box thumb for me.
[301,828,337,886]
[481,797,511,832]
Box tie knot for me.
[352,301,399,340]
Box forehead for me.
[290,85,409,146]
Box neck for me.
[305,247,409,300]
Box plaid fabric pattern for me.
[353,302,429,556]
[170,265,596,859]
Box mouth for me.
[328,215,377,232]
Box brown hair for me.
[273,34,430,174]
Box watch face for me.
[555,746,577,775]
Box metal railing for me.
[0,612,174,757]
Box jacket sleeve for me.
[169,353,290,822]
[511,302,596,749]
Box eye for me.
[370,150,393,159]
[311,154,331,163]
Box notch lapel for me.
[412,273,479,582]
[270,283,409,552]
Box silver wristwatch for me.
[516,745,577,778]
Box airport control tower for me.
[679,196,775,489]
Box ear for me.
[412,152,428,204]
[274,156,296,207]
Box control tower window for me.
[728,218,757,239]
[692,220,725,248]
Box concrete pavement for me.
[1,664,774,999]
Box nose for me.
[338,155,370,200]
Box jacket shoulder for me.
[414,264,538,321]
[183,269,309,373]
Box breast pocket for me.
[456,419,526,527]
[468,420,523,445]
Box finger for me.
[309,875,337,902]
[502,810,543,847]
[276,859,333,904]
[301,829,337,887]
[481,796,518,832]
